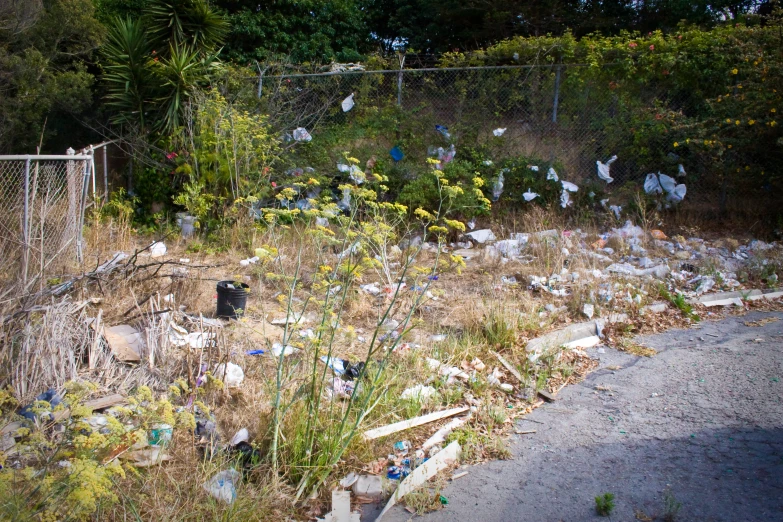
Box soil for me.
[370,311,783,522]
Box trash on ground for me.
[150,241,167,258]
[375,441,461,521]
[400,384,437,402]
[435,125,450,139]
[203,469,241,504]
[121,446,171,467]
[363,406,470,441]
[583,303,595,319]
[353,474,384,503]
[215,362,244,387]
[490,350,524,383]
[493,128,506,136]
[230,428,249,446]
[421,415,469,450]
[547,167,558,181]
[465,229,496,244]
[103,324,144,362]
[317,489,361,522]
[492,171,504,202]
[487,367,514,392]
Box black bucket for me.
[216,280,250,318]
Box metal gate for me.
[0,151,93,291]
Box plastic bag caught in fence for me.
[293,127,312,142]
[530,165,539,172]
[523,189,539,202]
[436,145,456,169]
[341,93,355,112]
[493,128,507,137]
[349,164,365,184]
[547,167,558,181]
[390,146,404,162]
[678,164,686,177]
[644,173,662,194]
[609,205,622,219]
[560,190,572,208]
[492,171,505,202]
[561,180,578,193]
[596,155,617,183]
[435,125,451,139]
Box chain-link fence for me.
[257,64,773,215]
[0,154,92,292]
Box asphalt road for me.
[375,311,783,522]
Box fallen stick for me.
[375,441,461,521]
[490,350,525,383]
[362,406,469,441]
[515,429,537,435]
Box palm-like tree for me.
[102,0,228,133]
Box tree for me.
[0,0,104,153]
[214,0,368,64]
[101,0,228,133]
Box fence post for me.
[103,145,108,203]
[22,157,31,285]
[76,157,91,263]
[257,63,265,98]
[552,65,561,123]
[397,54,406,107]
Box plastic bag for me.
[348,164,365,184]
[435,125,450,139]
[596,155,617,183]
[341,93,355,112]
[203,469,241,504]
[658,173,676,193]
[609,205,622,219]
[560,189,572,208]
[546,167,558,181]
[215,362,244,387]
[390,146,404,162]
[492,170,505,202]
[530,165,539,172]
[338,187,352,213]
[523,189,539,202]
[678,164,686,177]
[561,180,578,192]
[293,127,312,142]
[493,128,507,137]
[336,163,350,173]
[667,183,686,203]
[644,173,662,194]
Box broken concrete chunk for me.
[352,474,383,501]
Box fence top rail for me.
[0,155,93,161]
[260,63,592,80]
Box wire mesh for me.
[0,157,89,290]
[258,64,774,214]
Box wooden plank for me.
[491,350,525,383]
[362,406,469,441]
[52,394,126,422]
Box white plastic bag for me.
[523,189,539,202]
[561,180,578,192]
[341,93,355,112]
[644,173,662,194]
[560,190,572,208]
[215,362,244,387]
[203,469,240,504]
[609,205,622,219]
[546,167,558,181]
[492,171,505,201]
[658,173,676,193]
[293,127,312,142]
[150,242,167,258]
[678,164,686,177]
[596,155,617,183]
[667,183,687,203]
[493,128,507,137]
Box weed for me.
[482,304,517,349]
[618,338,657,357]
[595,492,616,517]
[403,487,445,515]
[659,285,700,322]
[662,487,682,522]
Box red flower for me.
[649,45,655,51]
[271,182,277,188]
[629,42,638,48]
